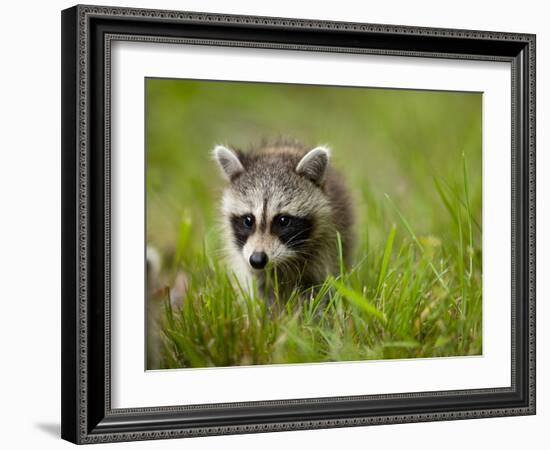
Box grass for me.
[145,79,482,369]
[149,157,482,368]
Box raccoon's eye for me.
[277,215,291,227]
[243,215,255,228]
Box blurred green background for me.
[146,78,481,263]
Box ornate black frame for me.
[61,4,536,444]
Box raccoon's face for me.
[214,144,332,272]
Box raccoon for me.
[213,140,354,300]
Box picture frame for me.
[61,4,536,444]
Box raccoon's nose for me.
[249,252,268,269]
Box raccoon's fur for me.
[213,139,354,300]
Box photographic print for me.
[145,78,482,370]
[62,6,535,443]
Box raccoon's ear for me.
[295,146,330,186]
[213,145,244,181]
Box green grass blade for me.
[433,177,459,225]
[376,224,396,294]
[336,231,345,277]
[331,279,386,322]
[385,194,449,292]
[439,177,481,232]
[462,153,474,279]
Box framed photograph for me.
[61,4,536,444]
